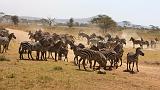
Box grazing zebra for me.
[129,37,142,48]
[0,33,16,53]
[78,48,107,71]
[127,47,144,72]
[90,45,119,70]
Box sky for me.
[0,0,160,26]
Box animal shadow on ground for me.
[17,59,48,61]
[123,69,138,74]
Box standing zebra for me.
[127,47,144,72]
[129,37,142,48]
[47,40,65,61]
[0,33,16,53]
[78,48,107,71]
[70,42,85,65]
[78,32,90,45]
[19,37,50,60]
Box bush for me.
[53,66,63,71]
[0,55,10,61]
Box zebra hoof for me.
[97,69,106,74]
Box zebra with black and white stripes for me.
[127,47,144,72]
[77,48,107,71]
[0,33,16,53]
[19,37,50,60]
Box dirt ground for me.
[0,28,160,90]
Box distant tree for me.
[41,17,55,26]
[67,18,74,28]
[11,15,19,25]
[122,21,131,28]
[91,15,117,32]
[75,22,80,26]
[149,25,159,30]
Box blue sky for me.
[0,0,160,26]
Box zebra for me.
[70,42,85,65]
[0,29,9,37]
[90,45,119,70]
[47,40,65,61]
[150,38,158,48]
[141,37,149,48]
[0,33,16,53]
[105,34,119,42]
[19,37,50,60]
[114,43,124,67]
[78,48,107,71]
[127,47,144,72]
[58,45,69,62]
[78,32,90,45]
[129,37,142,48]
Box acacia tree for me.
[41,17,55,26]
[11,15,19,25]
[91,15,117,32]
[67,18,74,28]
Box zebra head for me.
[9,33,16,40]
[136,47,144,56]
[129,37,134,41]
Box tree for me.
[91,15,117,32]
[67,18,74,28]
[40,17,55,26]
[11,15,19,25]
[149,25,159,30]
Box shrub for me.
[0,55,10,61]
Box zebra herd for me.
[17,30,148,73]
[1,28,158,73]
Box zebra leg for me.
[120,57,122,67]
[132,62,135,72]
[89,60,92,69]
[74,56,77,65]
[82,59,87,71]
[129,62,132,71]
[55,52,57,61]
[48,52,51,58]
[127,61,129,71]
[78,58,83,70]
[2,45,7,53]
[136,61,139,72]
[44,51,47,61]
[36,51,40,60]
[0,45,1,53]
[93,60,96,70]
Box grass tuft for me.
[6,73,16,78]
[53,66,63,71]
[0,55,10,61]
